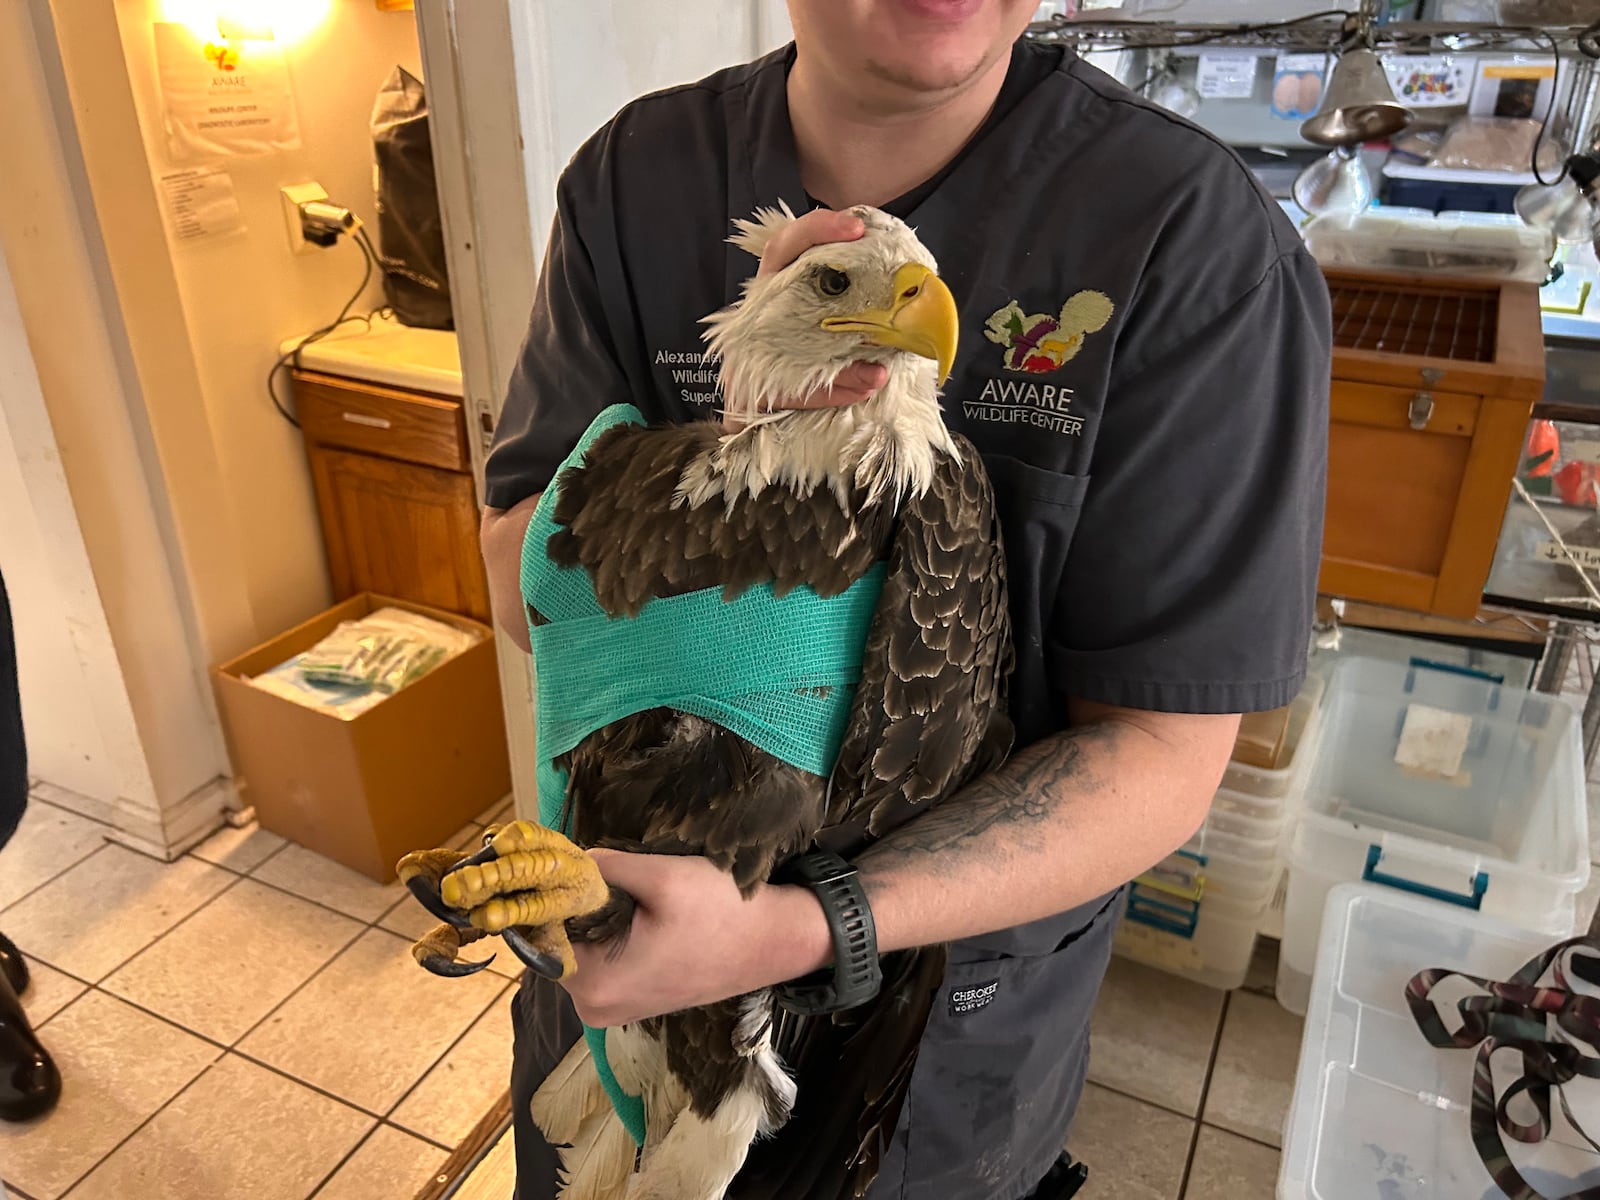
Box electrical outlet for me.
[280,182,329,254]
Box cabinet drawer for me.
[293,370,467,471]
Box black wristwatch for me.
[773,849,882,1015]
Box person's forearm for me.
[850,707,1236,959]
[480,494,541,652]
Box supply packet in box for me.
[245,606,481,720]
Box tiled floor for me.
[0,790,519,1200]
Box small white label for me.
[1383,55,1472,108]
[1563,440,1600,466]
[1395,703,1472,779]
[1195,53,1258,100]
[1278,53,1328,74]
[1536,541,1600,570]
[157,167,246,243]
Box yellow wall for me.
[108,0,425,648]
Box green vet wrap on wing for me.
[518,403,886,1147]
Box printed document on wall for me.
[152,23,302,162]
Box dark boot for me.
[1025,1151,1089,1199]
[0,930,28,996]
[0,969,59,1122]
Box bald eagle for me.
[400,205,1013,1200]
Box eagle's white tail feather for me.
[560,1105,637,1200]
[529,1037,605,1147]
[626,1079,769,1200]
[604,1024,684,1152]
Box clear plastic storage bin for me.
[1279,883,1600,1200]
[1276,656,1589,1014]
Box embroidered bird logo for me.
[984,290,1115,374]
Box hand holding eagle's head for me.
[690,204,961,509]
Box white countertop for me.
[279,312,463,397]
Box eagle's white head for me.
[678,203,960,512]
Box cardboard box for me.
[213,593,511,882]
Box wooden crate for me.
[1318,267,1547,620]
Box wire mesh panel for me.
[1328,281,1498,363]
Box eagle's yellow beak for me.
[820,263,958,387]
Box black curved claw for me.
[503,927,566,980]
[405,875,475,930]
[457,839,502,869]
[418,949,497,978]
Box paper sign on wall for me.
[1271,53,1327,120]
[152,22,302,162]
[1195,53,1258,100]
[1470,57,1558,121]
[1383,56,1472,108]
[157,167,247,243]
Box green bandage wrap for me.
[519,404,885,1146]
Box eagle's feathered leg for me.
[396,820,612,980]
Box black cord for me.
[266,227,380,428]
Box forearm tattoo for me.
[857,724,1116,879]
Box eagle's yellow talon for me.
[397,820,606,980]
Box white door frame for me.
[414,0,543,816]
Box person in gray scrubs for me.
[479,3,1331,1197]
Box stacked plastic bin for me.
[1275,654,1591,1016]
[1112,673,1327,991]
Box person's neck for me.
[786,49,1013,210]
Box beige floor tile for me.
[250,843,406,923]
[0,991,218,1200]
[0,845,232,982]
[1184,1126,1281,1199]
[102,878,364,1044]
[188,821,286,874]
[313,1123,449,1200]
[1202,991,1304,1149]
[0,801,108,913]
[377,897,522,982]
[1088,955,1225,1117]
[391,984,514,1145]
[1066,1083,1190,1200]
[238,928,506,1114]
[1588,778,1600,865]
[65,1054,372,1200]
[16,957,86,1026]
[473,793,514,826]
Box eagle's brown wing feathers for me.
[735,434,1015,1200]
[825,431,1015,851]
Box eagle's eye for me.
[817,267,851,297]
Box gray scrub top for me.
[488,36,1331,1200]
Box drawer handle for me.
[1363,844,1487,909]
[342,412,392,430]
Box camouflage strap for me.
[1405,935,1600,1199]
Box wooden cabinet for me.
[1318,268,1547,620]
[292,368,491,622]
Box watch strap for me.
[773,849,881,1015]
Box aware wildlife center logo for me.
[963,291,1116,438]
